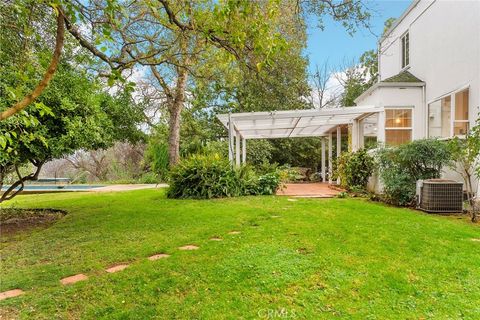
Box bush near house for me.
[376,139,452,206]
[166,154,281,199]
[336,148,375,191]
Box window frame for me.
[384,107,414,146]
[401,31,410,69]
[427,86,470,139]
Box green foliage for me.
[167,154,244,199]
[245,140,274,166]
[377,139,452,206]
[166,154,281,199]
[145,143,169,181]
[255,172,281,195]
[337,149,375,191]
[447,118,480,221]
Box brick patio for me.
[277,183,340,198]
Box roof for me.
[382,70,423,83]
[354,71,425,104]
[379,0,421,44]
[217,106,382,139]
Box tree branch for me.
[0,8,65,121]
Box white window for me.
[401,32,409,69]
[454,89,469,136]
[385,108,412,146]
[428,88,469,138]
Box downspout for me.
[422,84,427,138]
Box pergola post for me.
[336,126,341,185]
[328,132,333,184]
[228,114,234,163]
[242,138,247,164]
[377,111,386,145]
[235,131,241,166]
[358,119,365,149]
[352,119,359,151]
[321,138,326,182]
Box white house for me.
[355,0,480,192]
[356,0,479,146]
[218,0,479,191]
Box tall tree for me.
[62,0,288,166]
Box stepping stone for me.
[148,253,170,261]
[287,198,298,202]
[60,274,88,285]
[106,264,129,273]
[271,215,280,218]
[210,237,223,241]
[471,238,480,242]
[228,231,241,235]
[178,245,199,250]
[0,289,24,301]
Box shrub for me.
[166,154,282,199]
[255,172,281,195]
[336,149,375,191]
[377,139,451,206]
[145,143,169,181]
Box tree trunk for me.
[168,66,189,166]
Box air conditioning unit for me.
[416,179,463,213]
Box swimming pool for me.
[1,185,104,191]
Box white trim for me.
[217,106,383,140]
[384,107,414,145]
[400,31,410,70]
[355,82,424,105]
[427,86,471,138]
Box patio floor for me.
[277,183,340,198]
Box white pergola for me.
[217,106,384,184]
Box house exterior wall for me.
[379,0,480,129]
[361,0,480,195]
[357,86,424,139]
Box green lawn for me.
[1,190,479,319]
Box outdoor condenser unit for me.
[416,179,463,213]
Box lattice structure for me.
[419,180,463,213]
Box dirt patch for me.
[0,208,67,236]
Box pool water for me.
[1,185,104,191]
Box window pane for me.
[385,109,412,128]
[386,129,411,146]
[455,89,469,121]
[428,96,451,138]
[454,122,469,136]
[405,33,409,66]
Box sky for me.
[305,0,412,73]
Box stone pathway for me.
[60,274,88,285]
[148,253,170,261]
[178,245,199,250]
[0,209,290,301]
[277,183,340,198]
[105,264,129,273]
[0,289,24,301]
